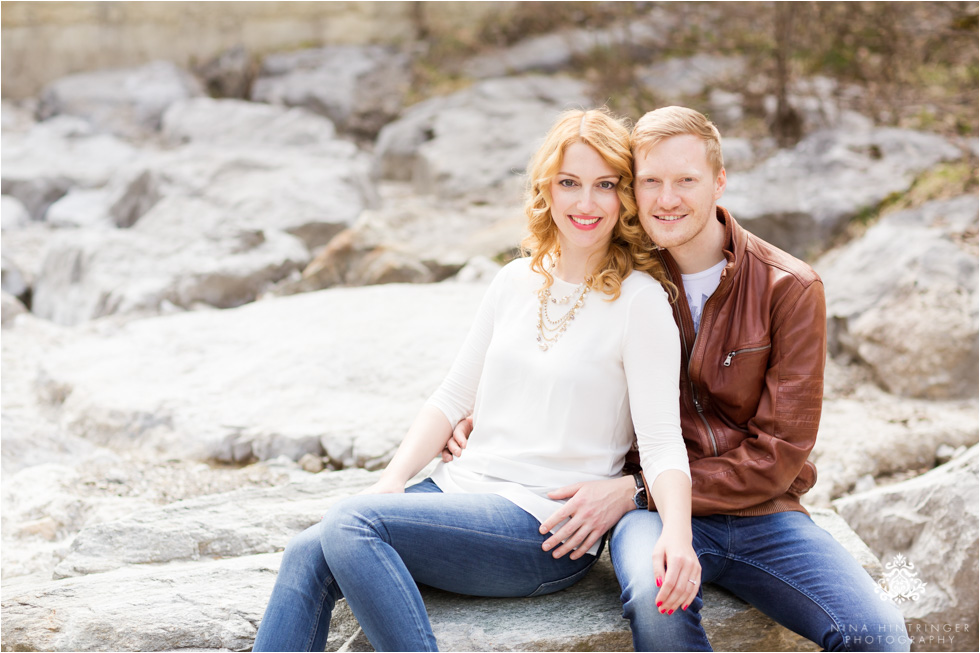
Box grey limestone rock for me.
[374,75,591,203]
[723,127,962,258]
[251,45,410,138]
[834,446,979,652]
[816,195,979,399]
[37,60,205,139]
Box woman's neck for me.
[552,247,605,284]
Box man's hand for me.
[539,476,636,560]
[440,415,473,463]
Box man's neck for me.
[668,210,727,275]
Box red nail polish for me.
[660,609,666,614]
[668,609,674,615]
[682,604,688,611]
[656,601,662,608]
[656,577,663,587]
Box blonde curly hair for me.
[521,108,672,300]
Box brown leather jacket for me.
[638,206,826,517]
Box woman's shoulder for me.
[621,270,670,301]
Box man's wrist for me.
[631,472,649,510]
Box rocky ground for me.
[2,17,978,653]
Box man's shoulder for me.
[732,218,822,289]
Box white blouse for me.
[427,258,689,554]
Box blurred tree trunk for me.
[771,2,803,147]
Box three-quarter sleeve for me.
[424,266,505,427]
[622,283,690,485]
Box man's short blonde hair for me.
[632,106,724,174]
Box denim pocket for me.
[526,553,600,597]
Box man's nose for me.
[658,185,680,209]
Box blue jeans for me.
[252,479,598,652]
[610,510,910,652]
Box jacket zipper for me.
[659,250,720,457]
[723,345,772,367]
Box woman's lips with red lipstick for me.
[569,214,602,229]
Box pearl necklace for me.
[536,282,590,351]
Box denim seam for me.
[304,583,331,652]
[365,516,546,547]
[716,553,854,651]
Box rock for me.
[637,54,748,101]
[274,185,523,294]
[1,99,37,133]
[0,116,139,220]
[453,256,504,283]
[1,251,29,300]
[1,553,281,652]
[834,446,979,652]
[251,45,410,138]
[31,197,310,325]
[806,390,978,507]
[30,280,486,467]
[816,195,978,399]
[1,194,31,230]
[52,468,377,578]
[37,60,205,138]
[29,117,377,323]
[723,127,962,258]
[461,13,674,80]
[1,290,27,325]
[374,75,590,202]
[193,46,256,99]
[298,453,325,474]
[1,463,878,653]
[43,188,113,229]
[160,96,338,148]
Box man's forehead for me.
[634,137,712,172]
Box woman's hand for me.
[651,526,701,615]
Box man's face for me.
[634,134,726,258]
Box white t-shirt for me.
[426,258,689,555]
[682,259,726,334]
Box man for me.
[445,106,909,651]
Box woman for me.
[252,108,699,652]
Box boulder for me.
[0,116,139,220]
[1,456,879,653]
[816,195,979,399]
[1,250,29,300]
[1,290,27,325]
[374,75,590,202]
[37,60,205,138]
[272,183,524,294]
[29,108,377,324]
[52,468,378,578]
[807,390,979,507]
[834,446,979,652]
[29,280,485,466]
[1,194,31,230]
[722,128,962,258]
[30,197,310,325]
[160,96,338,148]
[251,45,410,138]
[637,54,748,101]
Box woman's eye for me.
[599,181,617,190]
[558,179,576,187]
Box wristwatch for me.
[632,472,648,509]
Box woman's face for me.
[549,141,622,260]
